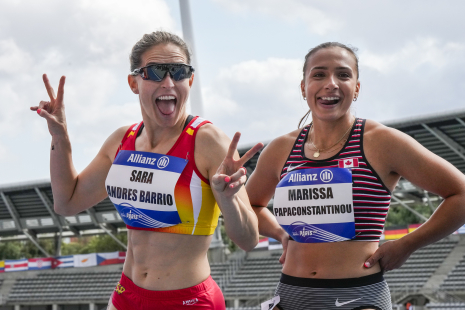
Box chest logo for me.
[320,169,333,183]
[157,156,170,169]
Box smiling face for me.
[128,43,193,127]
[301,46,360,122]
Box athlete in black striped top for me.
[246,42,465,310]
[282,118,391,242]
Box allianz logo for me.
[126,153,170,169]
[127,154,156,165]
[121,210,142,221]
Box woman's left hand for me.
[364,239,414,272]
[211,132,263,199]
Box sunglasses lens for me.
[145,64,193,82]
[172,65,193,81]
[146,66,166,82]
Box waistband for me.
[120,272,216,299]
[280,271,384,288]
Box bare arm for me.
[196,126,263,251]
[364,123,465,270]
[246,135,297,262]
[31,74,124,216]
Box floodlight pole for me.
[179,0,204,117]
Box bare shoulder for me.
[246,128,302,206]
[195,123,230,157]
[363,119,415,156]
[364,119,405,143]
[194,123,230,179]
[260,128,301,164]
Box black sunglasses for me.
[131,63,194,82]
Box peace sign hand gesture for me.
[212,132,264,199]
[30,74,67,136]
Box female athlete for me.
[31,31,262,310]
[246,42,465,310]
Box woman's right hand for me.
[30,74,67,136]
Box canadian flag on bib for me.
[339,158,359,168]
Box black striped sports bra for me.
[280,118,391,242]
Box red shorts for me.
[111,273,225,310]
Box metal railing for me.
[217,250,247,291]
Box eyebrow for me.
[311,66,353,71]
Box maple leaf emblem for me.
[345,160,352,165]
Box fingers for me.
[212,167,247,191]
[237,142,264,167]
[33,100,54,121]
[36,107,53,121]
[225,132,241,159]
[279,248,287,265]
[364,248,383,269]
[211,174,232,188]
[55,76,66,104]
[42,74,56,101]
[226,167,247,189]
[279,234,289,265]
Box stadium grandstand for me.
[1,109,465,310]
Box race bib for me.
[105,150,187,229]
[274,167,355,243]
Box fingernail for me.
[229,184,234,188]
[241,167,247,173]
[364,262,370,268]
[225,176,230,183]
[37,108,41,114]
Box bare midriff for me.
[122,229,212,291]
[282,240,381,279]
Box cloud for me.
[212,0,342,36]
[360,38,465,73]
[355,37,465,122]
[0,0,175,183]
[203,57,308,145]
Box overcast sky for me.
[1,0,464,185]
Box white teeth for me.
[321,97,340,100]
[157,95,175,100]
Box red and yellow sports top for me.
[113,116,220,235]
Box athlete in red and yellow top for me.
[31,31,263,310]
[113,116,221,235]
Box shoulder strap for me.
[280,124,311,179]
[183,115,195,130]
[114,122,142,159]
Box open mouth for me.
[318,96,341,105]
[156,95,177,115]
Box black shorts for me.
[273,272,391,310]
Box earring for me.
[303,97,306,100]
[353,97,357,102]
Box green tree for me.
[0,241,23,260]
[0,239,55,260]
[385,203,433,227]
[61,233,127,255]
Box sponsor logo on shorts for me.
[335,297,362,307]
[183,298,198,305]
[261,296,280,310]
[115,282,125,295]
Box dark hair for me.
[302,42,359,80]
[129,31,192,72]
[298,42,359,128]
